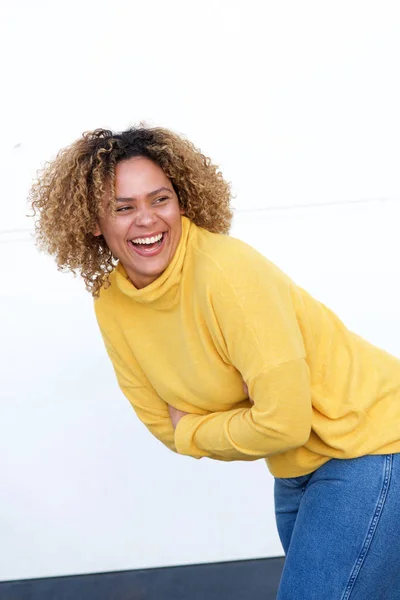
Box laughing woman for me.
[30,126,400,599]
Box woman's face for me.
[94,157,185,289]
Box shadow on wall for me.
[0,556,284,600]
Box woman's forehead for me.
[115,157,171,197]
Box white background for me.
[1,0,400,582]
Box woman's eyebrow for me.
[148,186,174,197]
[116,186,173,202]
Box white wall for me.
[1,0,400,582]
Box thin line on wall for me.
[0,229,33,235]
[234,196,400,213]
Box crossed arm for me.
[130,358,312,462]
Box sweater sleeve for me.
[175,358,311,460]
[100,329,177,453]
[174,246,312,461]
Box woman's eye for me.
[154,197,168,204]
[116,206,132,212]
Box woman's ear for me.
[92,223,102,237]
[179,207,185,215]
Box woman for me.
[31,126,400,599]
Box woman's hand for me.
[168,405,189,429]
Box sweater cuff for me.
[174,414,207,459]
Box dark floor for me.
[0,556,284,600]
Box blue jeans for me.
[274,454,400,599]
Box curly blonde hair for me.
[30,126,233,297]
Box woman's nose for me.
[135,206,157,226]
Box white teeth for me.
[131,233,163,245]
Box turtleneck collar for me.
[113,216,193,308]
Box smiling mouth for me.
[128,232,167,256]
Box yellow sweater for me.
[94,216,400,477]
